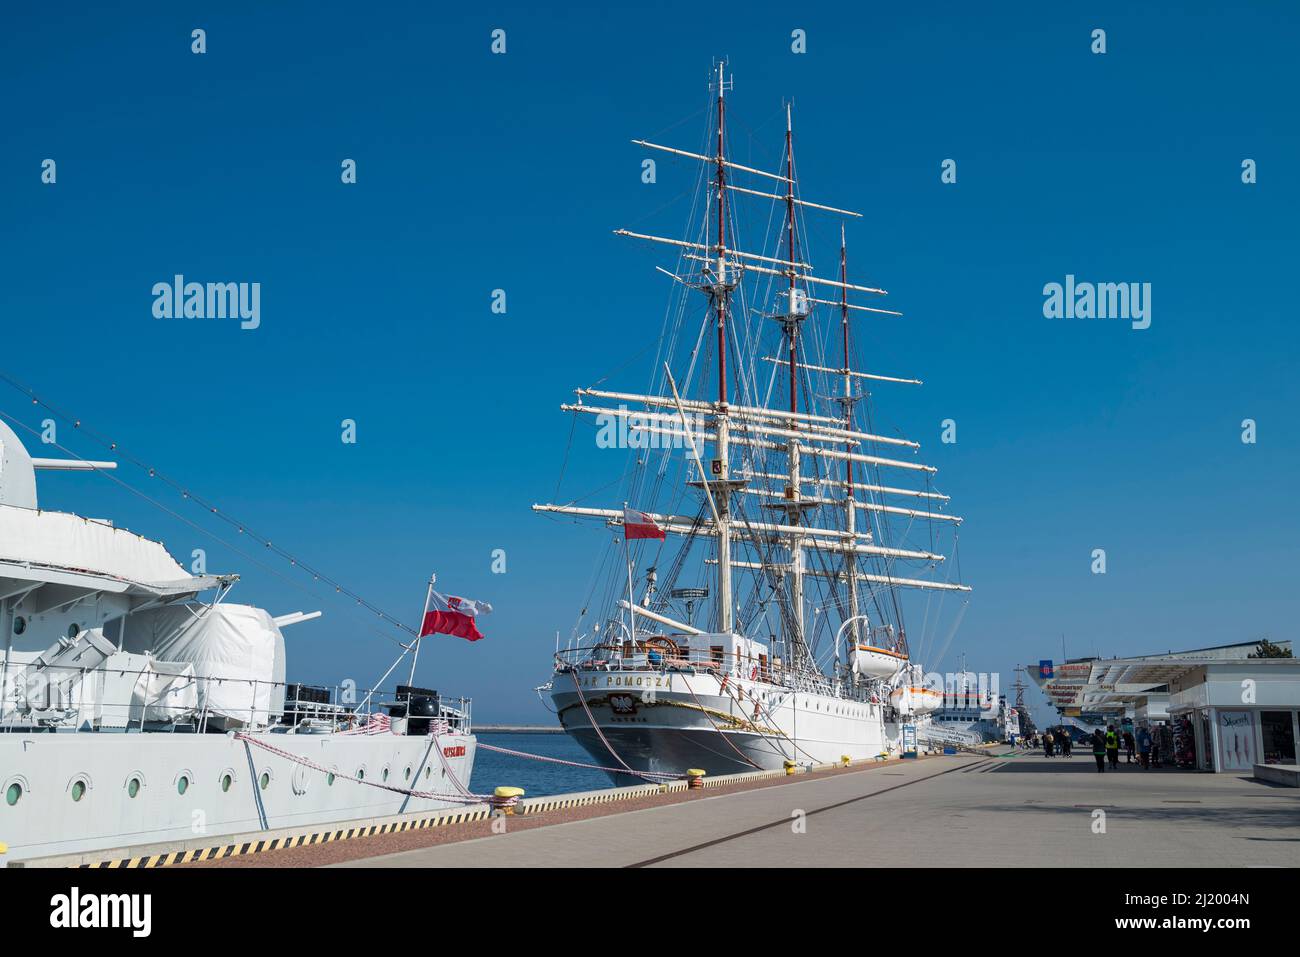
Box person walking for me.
[1124,730,1136,765]
[1092,728,1106,772]
[1137,726,1152,769]
[1061,729,1072,758]
[1105,725,1120,769]
[1044,730,1054,758]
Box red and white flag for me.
[623,506,666,541]
[420,589,492,642]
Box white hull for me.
[552,668,904,779]
[0,730,476,863]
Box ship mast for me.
[711,59,735,635]
[778,102,807,654]
[534,64,973,672]
[840,224,861,656]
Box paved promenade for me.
[337,751,1300,868]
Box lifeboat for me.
[889,684,944,714]
[850,644,907,679]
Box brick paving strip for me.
[182,753,977,868]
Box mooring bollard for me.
[686,768,706,789]
[841,754,851,767]
[783,759,797,776]
[492,785,525,816]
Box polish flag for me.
[623,506,666,541]
[420,589,492,642]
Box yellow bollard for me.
[492,785,525,816]
[685,768,706,790]
[841,754,851,768]
[783,759,797,776]
[0,842,7,855]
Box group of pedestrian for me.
[1030,723,1162,771]
[1089,724,1158,771]
[1034,727,1075,757]
[1093,726,1120,770]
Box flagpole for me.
[409,573,436,686]
[623,503,636,648]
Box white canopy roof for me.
[0,504,192,586]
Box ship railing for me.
[554,644,778,680]
[0,663,473,736]
[551,645,888,704]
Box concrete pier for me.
[332,750,1300,868]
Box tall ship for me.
[536,64,971,779]
[0,412,478,865]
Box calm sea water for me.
[468,732,612,798]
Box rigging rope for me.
[0,371,423,642]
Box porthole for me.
[404,767,411,781]
[177,775,190,795]
[425,767,432,780]
[221,773,233,793]
[382,767,389,782]
[12,616,25,636]
[327,772,336,786]
[71,780,86,802]
[127,777,141,799]
[6,782,22,806]
[67,623,80,639]
[357,767,365,781]
[259,772,270,791]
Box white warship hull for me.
[0,414,482,867]
[553,669,901,780]
[0,730,476,864]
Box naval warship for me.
[0,413,477,865]
[534,63,972,780]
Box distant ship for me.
[0,414,477,864]
[535,63,971,780]
[932,682,1018,744]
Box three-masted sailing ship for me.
[535,63,971,779]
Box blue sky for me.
[2,2,1297,725]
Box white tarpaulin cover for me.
[0,503,190,584]
[121,603,286,727]
[129,660,199,724]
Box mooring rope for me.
[679,674,764,770]
[429,729,479,800]
[234,733,489,804]
[476,741,679,781]
[568,673,673,783]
